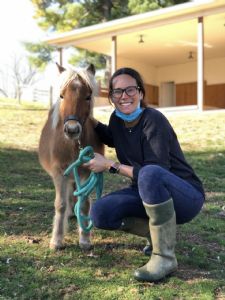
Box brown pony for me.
[38,63,104,250]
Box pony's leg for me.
[67,183,77,219]
[50,175,70,250]
[78,197,92,250]
[66,183,92,249]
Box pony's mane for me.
[51,67,98,129]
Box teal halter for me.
[64,146,103,232]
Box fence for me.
[33,86,53,106]
[32,85,110,108]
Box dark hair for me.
[108,67,146,107]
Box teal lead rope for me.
[64,146,103,233]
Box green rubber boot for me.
[134,199,178,282]
[119,217,152,254]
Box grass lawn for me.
[0,98,225,299]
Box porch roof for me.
[44,0,225,67]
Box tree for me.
[128,0,161,13]
[31,1,86,32]
[0,54,39,103]
[0,69,9,98]
[12,55,38,102]
[28,0,130,71]
[24,42,55,71]
[128,0,189,14]
[31,0,130,29]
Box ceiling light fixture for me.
[139,34,144,43]
[188,51,194,59]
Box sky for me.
[0,0,45,65]
[0,0,62,95]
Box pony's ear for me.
[56,62,66,73]
[87,64,95,76]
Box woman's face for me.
[111,74,142,115]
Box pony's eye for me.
[86,95,92,101]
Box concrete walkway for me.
[94,105,225,118]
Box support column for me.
[111,36,117,75]
[197,17,204,111]
[59,47,63,66]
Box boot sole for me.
[134,267,178,283]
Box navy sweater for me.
[95,108,204,196]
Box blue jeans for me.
[90,165,205,229]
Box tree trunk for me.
[102,0,113,21]
[0,89,8,98]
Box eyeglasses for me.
[111,86,140,99]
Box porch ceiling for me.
[44,1,225,67]
[72,13,225,67]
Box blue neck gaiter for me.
[115,103,143,122]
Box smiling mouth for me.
[119,101,132,106]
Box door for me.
[159,82,176,107]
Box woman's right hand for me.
[83,152,114,173]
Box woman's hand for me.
[83,153,114,173]
[84,153,134,179]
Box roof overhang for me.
[44,0,225,67]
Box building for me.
[44,0,225,110]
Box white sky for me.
[0,0,45,64]
[0,0,62,93]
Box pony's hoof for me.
[79,242,93,251]
[49,242,65,251]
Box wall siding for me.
[176,82,197,106]
[205,83,225,108]
[145,84,159,106]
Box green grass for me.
[0,97,225,299]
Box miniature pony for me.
[38,63,104,250]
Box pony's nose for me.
[64,122,82,139]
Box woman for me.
[84,67,205,282]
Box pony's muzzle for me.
[64,120,82,140]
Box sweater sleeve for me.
[94,121,114,147]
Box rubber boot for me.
[119,217,152,255]
[134,199,178,282]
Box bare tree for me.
[11,55,38,103]
[0,53,39,103]
[0,88,8,97]
[0,70,9,98]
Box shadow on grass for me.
[1,147,224,233]
[0,148,225,232]
[0,251,122,299]
[0,147,54,236]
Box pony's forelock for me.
[77,68,98,97]
[59,67,98,98]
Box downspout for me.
[197,16,204,111]
[59,47,63,66]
